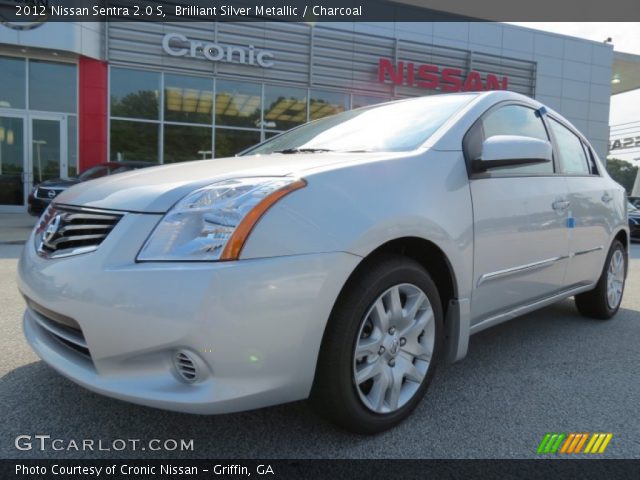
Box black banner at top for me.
[0,0,639,23]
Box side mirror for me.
[472,135,552,172]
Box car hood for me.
[54,152,400,213]
[37,178,80,189]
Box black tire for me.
[310,254,443,434]
[574,240,626,320]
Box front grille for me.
[36,205,123,259]
[26,298,91,360]
[35,187,64,200]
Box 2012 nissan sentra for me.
[18,91,629,433]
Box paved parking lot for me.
[1,242,639,459]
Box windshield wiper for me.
[273,148,334,154]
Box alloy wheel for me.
[352,283,435,414]
[606,249,625,309]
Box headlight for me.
[137,177,306,262]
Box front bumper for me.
[18,211,360,414]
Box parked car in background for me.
[19,91,629,433]
[28,161,154,216]
[629,201,640,241]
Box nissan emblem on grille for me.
[41,214,62,250]
[47,189,57,199]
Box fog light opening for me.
[173,350,199,383]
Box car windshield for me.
[243,94,477,155]
[78,165,111,180]
[111,166,135,174]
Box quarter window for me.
[478,105,553,175]
[548,118,590,175]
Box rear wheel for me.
[310,255,443,434]
[575,240,626,320]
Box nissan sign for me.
[378,58,509,92]
[162,33,275,68]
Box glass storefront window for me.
[0,116,25,206]
[215,129,260,158]
[165,74,213,125]
[164,125,212,163]
[309,90,348,121]
[110,68,160,120]
[29,60,76,113]
[352,95,388,110]
[110,120,159,162]
[31,118,61,184]
[0,56,25,109]
[263,85,307,131]
[216,80,261,128]
[105,71,405,163]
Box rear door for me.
[467,103,571,323]
[547,118,611,286]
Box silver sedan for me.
[18,91,629,433]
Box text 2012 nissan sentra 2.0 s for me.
[18,91,629,433]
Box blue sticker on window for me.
[566,217,576,228]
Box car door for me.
[466,103,572,323]
[547,117,611,286]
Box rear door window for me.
[548,118,591,175]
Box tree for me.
[605,158,639,195]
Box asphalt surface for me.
[1,243,639,459]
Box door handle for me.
[601,192,613,203]
[552,200,571,211]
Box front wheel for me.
[575,239,626,320]
[310,254,443,434]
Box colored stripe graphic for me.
[537,433,565,454]
[584,433,599,453]
[574,433,589,453]
[560,433,575,453]
[537,433,552,454]
[597,434,613,453]
[550,434,565,453]
[585,433,614,454]
[538,433,612,454]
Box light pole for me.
[32,140,47,183]
[0,126,15,176]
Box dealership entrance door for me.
[0,112,67,212]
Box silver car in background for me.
[18,91,628,433]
